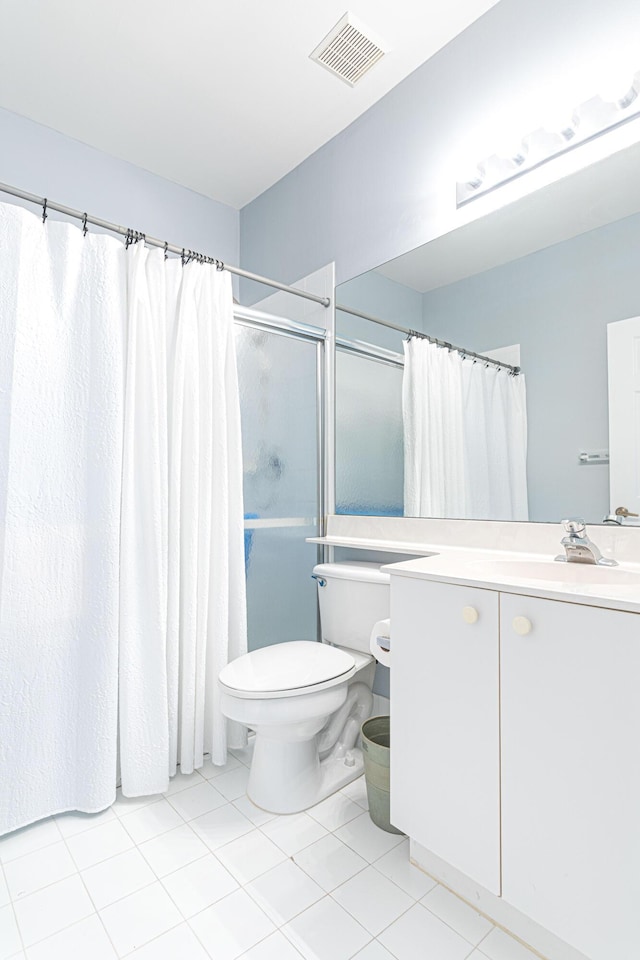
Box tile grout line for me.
[1,856,27,957]
[58,830,123,958]
[419,896,497,950]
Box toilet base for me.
[248,744,365,815]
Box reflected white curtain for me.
[403,338,528,520]
[119,247,247,797]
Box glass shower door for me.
[235,321,322,651]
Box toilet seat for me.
[219,640,358,700]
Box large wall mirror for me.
[335,140,640,525]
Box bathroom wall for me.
[336,272,420,351]
[0,107,238,265]
[240,0,640,293]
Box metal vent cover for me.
[310,13,386,86]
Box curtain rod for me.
[0,180,331,309]
[336,302,521,375]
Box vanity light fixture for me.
[456,70,640,205]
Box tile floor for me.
[0,743,540,960]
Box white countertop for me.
[382,548,640,614]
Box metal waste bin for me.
[361,716,403,834]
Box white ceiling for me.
[376,140,640,293]
[0,0,499,209]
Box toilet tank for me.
[313,562,390,654]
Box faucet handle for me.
[561,517,586,536]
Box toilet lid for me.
[219,641,355,695]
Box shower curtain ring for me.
[216,260,224,271]
[82,213,88,237]
[164,241,169,260]
[42,198,48,224]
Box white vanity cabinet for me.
[390,576,501,895]
[391,573,640,960]
[501,592,640,960]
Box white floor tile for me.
[3,841,76,900]
[166,781,226,821]
[246,860,323,925]
[216,829,286,885]
[232,795,276,827]
[334,812,404,864]
[239,930,304,959]
[229,740,255,768]
[477,927,540,960]
[200,757,242,780]
[66,819,134,870]
[189,888,276,960]
[340,777,369,810]
[377,903,472,960]
[351,942,396,960]
[98,881,182,956]
[282,896,371,960]
[422,885,493,946]
[138,823,209,878]
[13,874,94,947]
[373,840,438,899]
[191,804,253,851]
[81,847,156,909]
[0,819,61,864]
[26,914,117,960]
[161,854,238,918]
[332,866,413,937]
[293,835,367,892]
[260,813,328,857]
[307,793,363,831]
[212,766,250,801]
[111,790,159,818]
[0,871,9,908]
[55,807,116,838]
[119,798,184,845]
[0,904,22,959]
[125,921,210,959]
[162,770,204,797]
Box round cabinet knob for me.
[512,616,532,636]
[462,606,479,624]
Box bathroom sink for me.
[468,559,640,586]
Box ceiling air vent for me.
[310,13,386,86]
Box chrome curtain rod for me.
[336,302,520,375]
[0,180,331,309]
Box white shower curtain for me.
[1,201,247,832]
[119,246,247,796]
[403,338,528,520]
[0,204,126,833]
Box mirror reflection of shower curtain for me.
[403,338,528,520]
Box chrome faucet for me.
[555,518,617,566]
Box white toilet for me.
[218,561,390,813]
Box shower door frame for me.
[233,305,328,639]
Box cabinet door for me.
[391,576,500,894]
[501,593,640,960]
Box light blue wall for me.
[420,212,640,523]
[0,107,238,265]
[240,0,640,292]
[336,272,420,351]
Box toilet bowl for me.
[218,562,390,814]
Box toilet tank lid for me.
[313,561,390,584]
